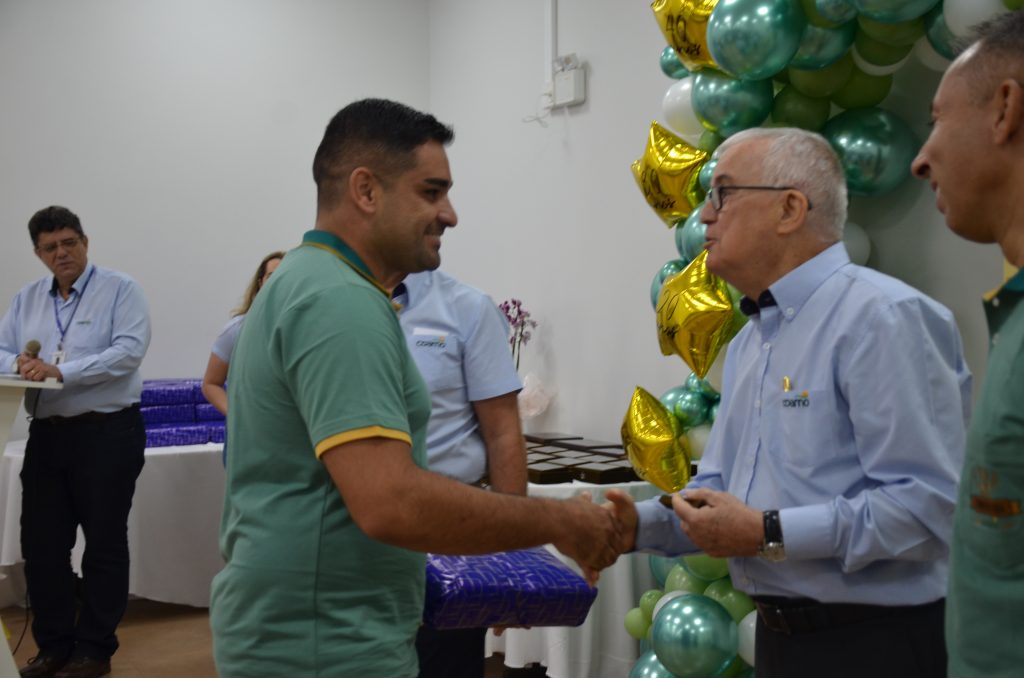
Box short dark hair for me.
[312,99,454,211]
[28,206,85,247]
[959,10,1024,103]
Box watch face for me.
[760,542,786,562]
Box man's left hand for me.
[671,488,762,558]
[17,356,61,382]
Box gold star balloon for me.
[651,0,720,73]
[656,249,736,378]
[632,121,708,227]
[622,386,692,493]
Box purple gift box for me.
[141,379,199,406]
[141,404,195,425]
[145,424,210,448]
[195,403,225,422]
[423,548,597,630]
[207,422,226,444]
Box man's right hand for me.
[604,489,638,554]
[551,492,623,584]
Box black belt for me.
[35,404,140,426]
[753,596,943,635]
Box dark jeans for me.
[415,624,486,678]
[20,406,145,661]
[754,597,946,678]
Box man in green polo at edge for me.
[208,99,622,677]
[911,10,1024,678]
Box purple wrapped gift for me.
[145,424,210,448]
[140,404,195,425]
[195,403,225,422]
[141,379,199,406]
[423,548,597,630]
[207,422,226,444]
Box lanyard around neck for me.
[52,266,96,350]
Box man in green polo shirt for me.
[912,10,1024,678]
[209,99,622,677]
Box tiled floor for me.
[3,600,549,677]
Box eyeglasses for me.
[708,185,813,212]
[36,237,83,255]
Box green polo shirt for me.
[947,269,1024,678]
[210,230,431,677]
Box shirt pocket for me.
[410,330,463,392]
[957,444,1024,574]
[772,387,839,469]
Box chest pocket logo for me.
[413,326,447,349]
[781,390,810,408]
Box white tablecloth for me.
[0,440,225,608]
[486,480,660,678]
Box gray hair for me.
[715,127,847,241]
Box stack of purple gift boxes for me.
[141,379,225,447]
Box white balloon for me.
[652,590,688,622]
[944,0,1008,38]
[687,424,712,460]
[843,221,871,266]
[850,44,910,76]
[738,610,757,666]
[913,37,951,73]
[662,77,704,144]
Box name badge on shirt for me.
[52,350,66,365]
[412,326,448,349]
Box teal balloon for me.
[708,402,719,424]
[717,656,754,678]
[661,46,690,79]
[788,52,854,98]
[706,0,807,81]
[815,0,857,24]
[703,578,756,623]
[650,555,680,588]
[683,553,731,581]
[651,594,738,678]
[640,636,654,656]
[674,391,710,430]
[665,564,710,594]
[651,259,689,309]
[850,0,939,23]
[660,385,691,418]
[790,20,856,70]
[675,207,708,261]
[698,158,718,191]
[771,85,831,131]
[630,650,681,678]
[686,373,721,402]
[924,6,957,60]
[692,70,773,138]
[823,108,918,196]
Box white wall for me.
[1,0,1004,443]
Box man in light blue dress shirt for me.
[395,269,526,678]
[0,206,151,678]
[607,129,970,678]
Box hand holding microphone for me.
[18,339,50,381]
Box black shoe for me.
[53,657,111,678]
[18,654,68,678]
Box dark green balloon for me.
[924,6,957,60]
[651,594,737,678]
[788,52,854,98]
[629,650,681,678]
[707,0,807,81]
[831,67,892,109]
[660,385,691,416]
[673,391,709,429]
[850,0,939,23]
[692,69,774,138]
[815,0,857,24]
[790,21,856,70]
[823,108,919,196]
[854,29,912,66]
[800,0,841,28]
[699,130,724,152]
[660,46,690,79]
[856,14,925,47]
[772,85,831,131]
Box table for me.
[486,480,660,678]
[0,440,225,609]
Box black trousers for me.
[754,597,946,678]
[20,406,146,661]
[415,624,487,678]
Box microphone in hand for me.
[24,339,41,360]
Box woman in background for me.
[201,250,284,415]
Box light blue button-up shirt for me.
[395,270,521,484]
[636,244,971,605]
[0,263,151,418]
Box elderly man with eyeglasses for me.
[0,206,151,678]
[603,127,971,678]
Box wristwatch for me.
[758,510,786,562]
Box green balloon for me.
[674,391,709,430]
[692,69,774,138]
[675,206,708,261]
[772,85,831,131]
[660,46,690,79]
[790,21,856,70]
[850,0,939,23]
[703,578,757,623]
[788,52,854,98]
[707,0,807,81]
[660,385,691,418]
[717,656,755,678]
[629,650,681,678]
[853,29,912,66]
[1005,0,1024,9]
[686,373,720,402]
[625,606,652,640]
[699,129,724,152]
[924,6,957,60]
[823,107,919,196]
[815,0,857,24]
[831,66,892,109]
[640,589,665,622]
[664,563,710,594]
[650,259,688,310]
[857,14,925,47]
[651,595,738,678]
[683,553,731,581]
[800,0,841,28]
[698,158,718,191]
[650,555,679,588]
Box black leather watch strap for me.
[763,509,783,545]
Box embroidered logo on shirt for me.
[782,390,810,407]
[413,326,447,349]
